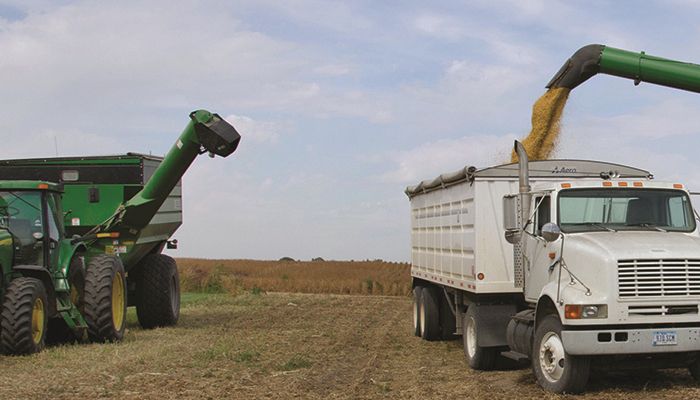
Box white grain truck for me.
[407,142,700,393]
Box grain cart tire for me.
[462,306,497,370]
[420,286,441,341]
[439,290,456,340]
[532,315,590,394]
[84,255,127,342]
[0,277,48,355]
[412,286,423,337]
[135,254,180,329]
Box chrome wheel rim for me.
[539,331,566,382]
[466,316,477,358]
[413,296,419,332]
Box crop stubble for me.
[0,292,698,399]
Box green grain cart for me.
[0,109,240,354]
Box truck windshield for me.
[558,188,695,233]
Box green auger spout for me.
[547,44,700,93]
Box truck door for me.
[523,195,557,302]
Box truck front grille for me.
[618,259,700,298]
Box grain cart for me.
[408,45,700,393]
[0,110,240,354]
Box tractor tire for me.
[83,255,127,342]
[462,305,497,370]
[135,254,180,329]
[412,286,422,337]
[532,314,590,394]
[420,286,441,341]
[0,277,48,355]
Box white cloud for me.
[224,115,281,144]
[381,134,517,184]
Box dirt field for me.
[1,292,699,399]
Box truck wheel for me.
[412,286,422,337]
[420,286,441,341]
[462,305,497,370]
[135,254,180,329]
[0,277,48,355]
[84,255,127,342]
[532,315,590,394]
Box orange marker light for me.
[602,181,613,187]
[37,183,49,189]
[561,183,571,188]
[674,183,684,189]
[618,182,628,187]
[564,304,582,319]
[96,232,120,238]
[633,182,643,187]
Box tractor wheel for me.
[532,314,590,394]
[135,254,180,329]
[0,277,48,355]
[83,255,127,342]
[420,286,441,341]
[68,256,86,311]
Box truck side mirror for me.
[503,195,520,244]
[541,223,561,242]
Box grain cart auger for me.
[0,110,240,354]
[547,44,700,93]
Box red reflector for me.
[37,183,49,189]
[477,273,485,280]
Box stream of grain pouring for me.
[511,87,571,162]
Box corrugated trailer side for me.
[410,176,522,294]
[410,179,476,290]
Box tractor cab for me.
[0,181,64,269]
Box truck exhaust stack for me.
[515,140,531,231]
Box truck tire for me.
[135,254,180,329]
[420,286,441,341]
[462,305,497,370]
[532,314,590,394]
[412,286,422,337]
[439,290,456,340]
[84,255,127,342]
[0,277,48,355]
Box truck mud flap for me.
[471,303,518,347]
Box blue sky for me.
[1,1,700,261]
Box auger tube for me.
[102,110,241,232]
[547,44,700,93]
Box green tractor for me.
[0,110,240,354]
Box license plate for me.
[652,330,677,346]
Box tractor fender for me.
[12,264,57,315]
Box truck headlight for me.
[564,304,608,319]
